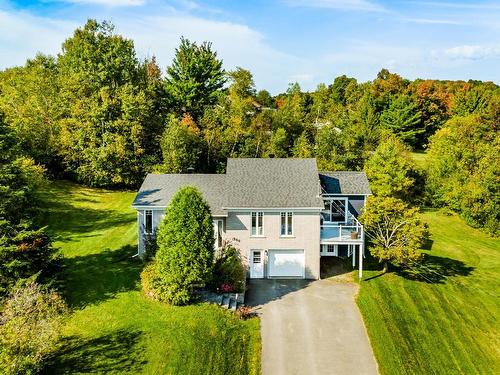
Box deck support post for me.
[359,243,363,279]
[352,245,356,267]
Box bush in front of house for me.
[140,262,161,301]
[144,186,215,306]
[0,282,67,375]
[210,241,246,293]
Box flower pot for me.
[350,231,359,239]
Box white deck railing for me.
[320,215,364,241]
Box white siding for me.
[137,209,165,255]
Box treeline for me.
[0,19,498,234]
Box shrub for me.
[142,228,158,261]
[147,186,214,305]
[211,241,246,293]
[0,282,67,375]
[140,262,161,301]
[0,225,61,296]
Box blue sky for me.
[1,0,499,93]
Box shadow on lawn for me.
[37,182,135,242]
[43,329,147,374]
[61,244,143,309]
[396,254,474,284]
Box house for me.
[131,158,371,279]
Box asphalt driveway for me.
[246,279,378,375]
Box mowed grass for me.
[38,181,260,375]
[357,210,500,374]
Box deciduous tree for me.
[159,114,202,173]
[365,132,417,200]
[360,196,427,273]
[0,282,67,375]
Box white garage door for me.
[268,249,305,278]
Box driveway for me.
[246,279,378,375]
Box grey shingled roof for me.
[224,158,324,209]
[132,174,227,216]
[132,159,371,214]
[319,171,372,195]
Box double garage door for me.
[251,249,305,278]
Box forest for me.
[1,20,498,232]
[0,17,498,374]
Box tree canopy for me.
[0,18,498,235]
[360,196,428,272]
[165,37,225,120]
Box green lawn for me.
[38,181,260,375]
[357,210,500,374]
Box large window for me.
[280,212,293,236]
[144,210,153,234]
[251,212,264,236]
[323,198,348,223]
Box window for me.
[280,212,293,236]
[253,251,261,263]
[251,212,264,236]
[144,210,153,234]
[215,220,224,248]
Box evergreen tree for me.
[0,114,59,295]
[380,95,423,147]
[165,37,225,120]
[266,128,288,157]
[293,132,314,158]
[153,186,214,305]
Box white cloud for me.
[61,0,145,6]
[412,1,500,10]
[443,45,500,60]
[0,7,307,93]
[0,10,77,67]
[401,17,462,25]
[288,73,315,85]
[285,0,385,12]
[118,14,306,91]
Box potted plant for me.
[350,231,359,239]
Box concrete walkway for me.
[246,279,378,375]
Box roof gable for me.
[319,171,372,195]
[132,174,227,216]
[224,158,323,208]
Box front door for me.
[250,250,264,278]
